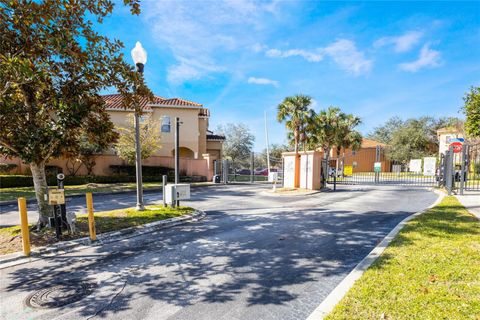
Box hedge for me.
[109,165,174,176]
[0,163,17,174]
[0,174,206,188]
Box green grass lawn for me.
[326,196,480,320]
[0,205,194,255]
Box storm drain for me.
[25,281,96,309]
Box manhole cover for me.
[25,281,96,309]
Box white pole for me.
[264,111,271,175]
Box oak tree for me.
[0,0,152,227]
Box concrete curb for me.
[0,183,216,206]
[0,209,206,270]
[306,189,445,320]
[260,189,323,197]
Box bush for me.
[109,165,174,176]
[474,162,480,175]
[45,165,63,176]
[0,163,17,174]
[0,175,34,188]
[0,174,207,188]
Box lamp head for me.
[131,41,147,72]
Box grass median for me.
[0,205,194,255]
[326,196,480,320]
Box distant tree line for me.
[367,117,464,163]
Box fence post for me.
[86,192,96,241]
[18,197,30,256]
[375,145,381,184]
[460,145,467,195]
[445,147,454,195]
[250,152,254,183]
[162,175,167,207]
[223,159,228,184]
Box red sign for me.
[450,142,463,153]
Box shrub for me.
[1,174,206,188]
[0,175,34,188]
[45,165,63,176]
[474,162,480,174]
[0,163,17,174]
[109,165,173,176]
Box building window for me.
[161,116,171,133]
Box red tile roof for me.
[102,94,202,111]
[155,98,203,107]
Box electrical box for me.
[165,184,191,204]
[268,172,278,182]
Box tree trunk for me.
[30,162,50,229]
[335,147,341,177]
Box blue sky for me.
[99,0,480,151]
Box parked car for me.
[235,169,251,175]
[255,168,278,176]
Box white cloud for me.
[374,31,423,53]
[263,39,371,75]
[252,43,268,53]
[399,44,441,72]
[247,77,279,87]
[266,48,323,62]
[323,39,373,75]
[143,0,279,84]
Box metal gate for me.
[213,151,284,185]
[326,145,439,187]
[455,143,480,192]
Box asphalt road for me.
[0,184,438,320]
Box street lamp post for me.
[131,41,147,211]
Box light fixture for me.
[131,41,147,73]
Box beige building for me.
[2,94,224,180]
[104,94,224,160]
[437,126,464,155]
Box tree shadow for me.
[3,204,418,319]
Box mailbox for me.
[165,184,191,204]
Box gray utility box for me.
[165,184,191,204]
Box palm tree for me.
[277,94,314,187]
[308,106,342,157]
[334,113,362,158]
[277,94,314,153]
[334,114,363,175]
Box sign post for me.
[48,185,65,240]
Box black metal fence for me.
[326,146,439,187]
[455,143,480,192]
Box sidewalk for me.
[455,190,480,219]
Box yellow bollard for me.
[18,197,30,256]
[86,192,96,241]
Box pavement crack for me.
[87,279,127,320]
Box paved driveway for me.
[0,184,438,320]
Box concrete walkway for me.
[455,190,480,219]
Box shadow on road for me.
[5,203,414,318]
